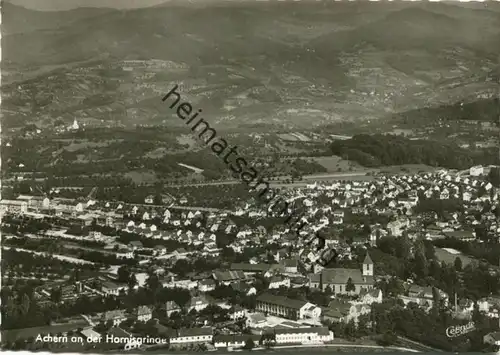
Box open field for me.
[377,164,440,174]
[62,141,113,153]
[124,170,158,184]
[312,156,368,173]
[435,247,474,267]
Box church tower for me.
[71,118,79,130]
[362,252,374,277]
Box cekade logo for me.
[446,321,476,338]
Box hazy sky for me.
[5,0,170,11]
[5,0,496,11]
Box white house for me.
[214,334,260,348]
[273,327,334,344]
[101,281,127,296]
[169,327,213,345]
[136,305,152,322]
[359,288,383,305]
[470,166,484,176]
[102,310,127,326]
[268,276,291,289]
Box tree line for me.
[330,134,498,169]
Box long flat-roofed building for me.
[256,294,321,320]
[0,200,28,213]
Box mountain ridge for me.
[2,2,499,129]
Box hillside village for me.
[2,164,500,352]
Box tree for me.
[263,337,275,349]
[454,257,463,272]
[344,320,357,340]
[488,167,500,187]
[243,338,255,350]
[346,277,355,293]
[413,239,428,279]
[127,274,137,291]
[386,277,405,297]
[153,194,163,205]
[145,271,160,293]
[50,287,62,304]
[377,331,397,346]
[20,294,31,315]
[117,266,132,283]
[172,259,191,278]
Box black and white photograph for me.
[1,0,500,353]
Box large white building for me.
[470,166,484,176]
[272,327,334,344]
[0,200,28,213]
[213,328,334,348]
[169,327,213,345]
[255,294,321,320]
[16,195,50,210]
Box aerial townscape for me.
[1,0,500,354]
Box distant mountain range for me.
[2,1,499,128]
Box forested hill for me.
[391,98,500,125]
[329,134,498,170]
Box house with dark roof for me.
[199,279,216,292]
[101,281,127,296]
[230,281,256,295]
[281,258,299,273]
[399,285,449,310]
[129,241,143,250]
[102,309,127,326]
[188,295,211,312]
[359,288,383,305]
[246,313,268,328]
[484,331,500,346]
[165,301,181,316]
[213,270,246,285]
[323,300,370,324]
[230,263,271,274]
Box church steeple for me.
[71,118,79,130]
[362,252,374,277]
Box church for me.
[69,118,79,131]
[308,253,375,295]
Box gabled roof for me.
[213,270,246,282]
[165,301,181,311]
[487,331,500,341]
[230,263,270,273]
[137,305,152,316]
[363,252,373,265]
[103,309,127,320]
